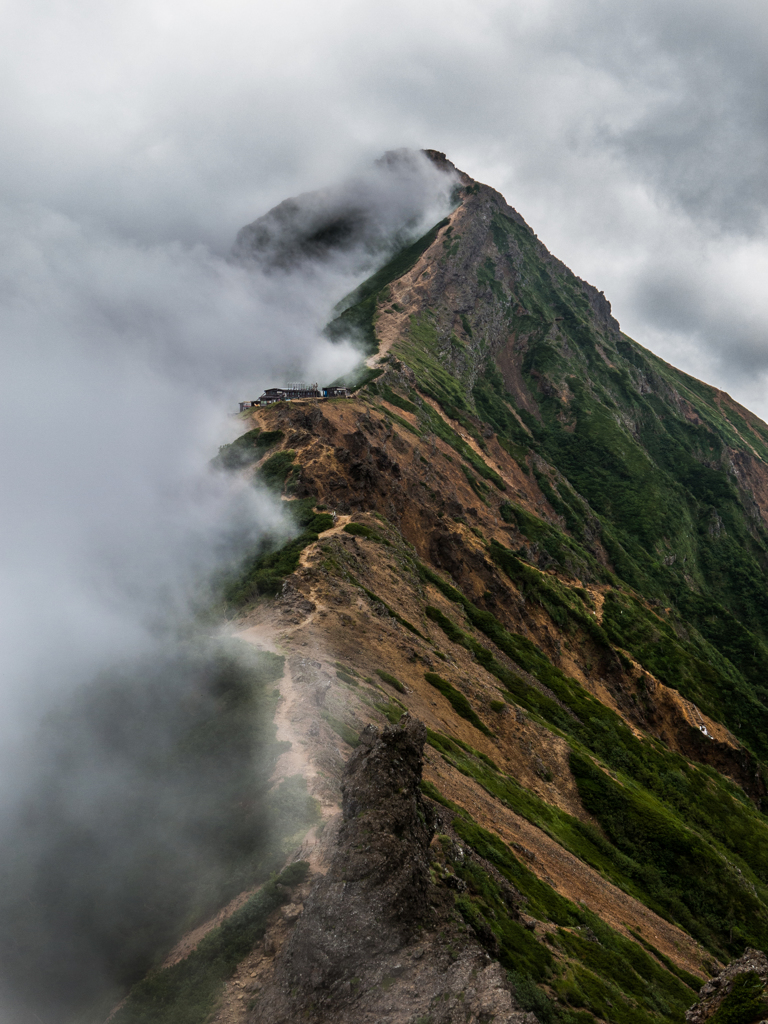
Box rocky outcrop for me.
[685,947,768,1023]
[282,717,435,996]
[248,718,538,1024]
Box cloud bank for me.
[5,0,766,410]
[0,145,454,1018]
[0,148,453,735]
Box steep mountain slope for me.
[111,154,768,1024]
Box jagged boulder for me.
[249,717,538,1023]
[281,717,435,994]
[686,948,768,1023]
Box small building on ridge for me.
[259,384,321,406]
[238,383,352,411]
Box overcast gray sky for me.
[3,0,768,412]
[1,0,766,765]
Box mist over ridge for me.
[0,150,457,1021]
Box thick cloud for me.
[234,149,456,270]
[0,196,349,1018]
[0,136,454,1015]
[0,209,337,733]
[0,148,454,730]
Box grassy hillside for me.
[335,175,768,777]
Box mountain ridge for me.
[108,154,768,1024]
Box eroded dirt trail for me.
[158,620,343,983]
[235,624,319,790]
[203,617,353,1024]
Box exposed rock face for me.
[685,947,768,1023]
[283,717,435,994]
[249,718,538,1024]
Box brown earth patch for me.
[182,396,753,1003]
[366,206,464,368]
[494,336,542,421]
[424,752,713,979]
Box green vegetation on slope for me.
[326,217,450,354]
[392,183,768,774]
[222,498,333,605]
[376,668,406,693]
[257,449,299,490]
[368,373,506,488]
[425,788,698,1024]
[707,971,768,1024]
[343,521,390,544]
[424,672,493,735]
[112,862,311,1024]
[419,562,768,958]
[213,429,285,470]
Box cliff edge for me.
[249,717,537,1024]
